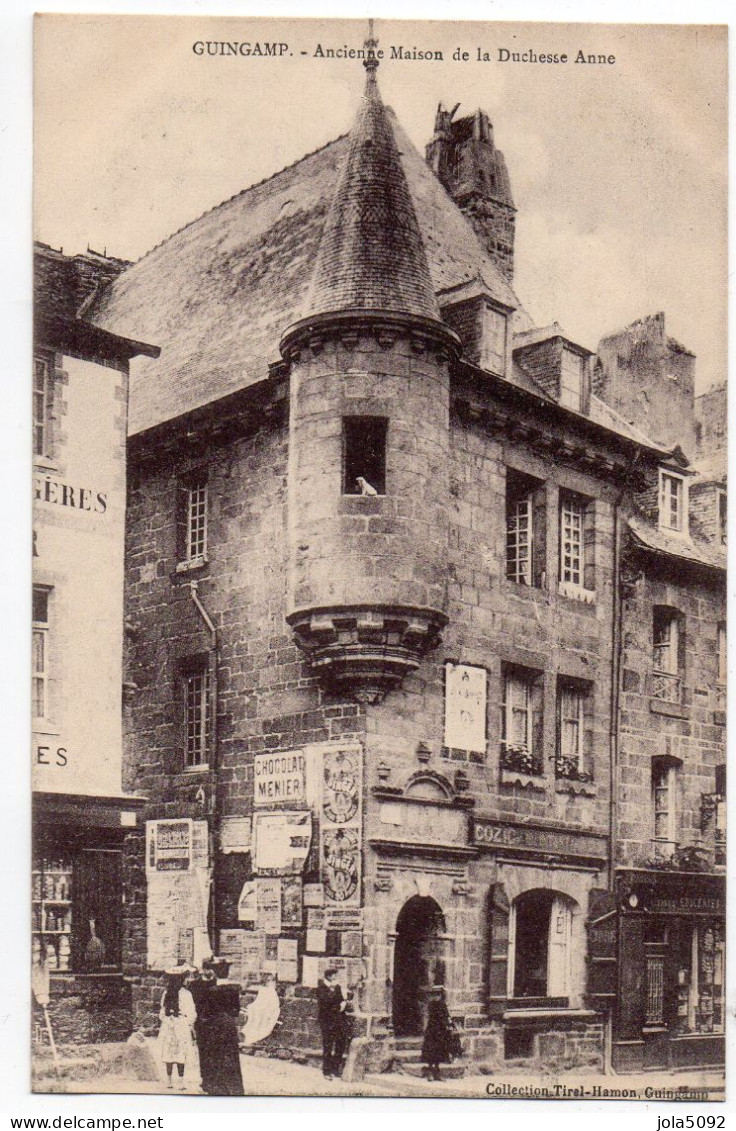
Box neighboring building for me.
[72,53,725,1073]
[32,243,158,1043]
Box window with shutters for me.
[555,679,593,782]
[33,354,55,462]
[651,606,684,704]
[505,470,545,588]
[651,758,678,861]
[500,667,543,777]
[32,586,51,721]
[558,491,595,602]
[507,889,575,1006]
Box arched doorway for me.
[392,896,447,1036]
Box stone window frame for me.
[179,655,212,771]
[505,468,546,589]
[658,468,688,536]
[651,605,685,705]
[651,756,680,862]
[341,415,388,496]
[554,676,594,783]
[500,664,543,777]
[557,489,596,603]
[176,469,209,571]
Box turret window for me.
[343,416,387,496]
[659,470,686,534]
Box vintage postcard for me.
[32,14,727,1101]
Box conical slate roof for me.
[302,62,441,323]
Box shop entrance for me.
[392,896,447,1036]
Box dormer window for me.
[659,470,686,534]
[480,304,507,376]
[559,348,584,412]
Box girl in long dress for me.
[156,968,197,1090]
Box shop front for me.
[611,869,725,1072]
[32,792,144,1045]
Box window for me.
[177,473,208,566]
[559,348,584,412]
[501,668,543,776]
[652,607,683,703]
[659,470,686,534]
[33,355,53,460]
[671,921,725,1035]
[32,587,50,720]
[651,759,678,861]
[558,492,595,600]
[714,764,726,867]
[183,665,211,769]
[480,304,507,376]
[508,890,574,1003]
[555,681,592,782]
[343,416,387,496]
[506,470,545,587]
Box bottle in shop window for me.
[32,938,41,966]
[33,873,41,900]
[43,872,55,900]
[58,936,70,970]
[45,909,56,932]
[46,942,57,970]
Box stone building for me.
[32,243,158,1044]
[74,53,725,1074]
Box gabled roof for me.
[89,105,519,436]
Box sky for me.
[34,16,727,391]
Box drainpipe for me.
[608,497,622,891]
[189,580,219,950]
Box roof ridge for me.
[126,132,349,271]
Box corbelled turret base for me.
[286,604,447,703]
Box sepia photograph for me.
[30,13,727,1102]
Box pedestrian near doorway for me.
[421,988,456,1081]
[317,967,347,1078]
[156,966,197,1091]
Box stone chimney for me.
[426,105,516,284]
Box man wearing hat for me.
[316,967,347,1079]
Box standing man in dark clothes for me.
[316,967,346,1078]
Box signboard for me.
[324,907,363,932]
[254,751,306,807]
[146,820,212,970]
[256,878,282,934]
[220,817,252,854]
[237,881,257,923]
[319,745,363,908]
[281,874,303,927]
[146,819,192,872]
[253,811,312,874]
[472,817,607,864]
[444,663,487,753]
[242,932,266,979]
[306,928,327,953]
[304,883,324,908]
[377,802,468,847]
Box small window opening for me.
[343,416,387,495]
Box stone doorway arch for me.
[392,895,447,1037]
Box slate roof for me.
[302,65,440,323]
[89,100,519,435]
[628,515,726,571]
